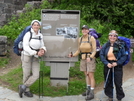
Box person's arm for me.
[100,43,109,65]
[40,34,47,52]
[117,47,127,65]
[72,37,81,57]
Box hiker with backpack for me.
[69,25,96,100]
[100,30,127,101]
[18,20,47,98]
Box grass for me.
[0,58,104,97]
[0,57,9,69]
[132,48,134,61]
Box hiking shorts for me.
[80,58,96,72]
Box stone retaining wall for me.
[0,36,7,56]
[0,0,42,27]
[0,0,28,26]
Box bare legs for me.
[84,71,95,100]
[84,71,95,89]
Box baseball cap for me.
[82,25,89,29]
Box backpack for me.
[116,36,131,66]
[89,28,102,58]
[13,26,32,56]
[80,35,100,58]
[89,28,102,39]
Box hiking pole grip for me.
[70,52,73,57]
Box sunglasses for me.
[109,35,117,37]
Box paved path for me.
[0,78,134,101]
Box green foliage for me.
[0,0,133,42]
[95,58,104,84]
[69,66,84,79]
[0,67,22,90]
[40,0,52,9]
[0,0,51,40]
[0,58,9,68]
[132,48,134,61]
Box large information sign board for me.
[41,10,80,62]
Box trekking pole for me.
[39,71,41,98]
[39,57,40,98]
[100,68,111,101]
[85,57,89,101]
[112,67,114,101]
[39,71,40,98]
[39,57,44,98]
[66,51,72,94]
[42,71,44,97]
[85,66,88,101]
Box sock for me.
[91,87,94,90]
[87,85,91,90]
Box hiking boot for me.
[82,89,90,96]
[106,98,113,101]
[85,90,94,100]
[24,91,33,97]
[18,85,27,98]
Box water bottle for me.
[125,51,128,55]
[18,41,23,54]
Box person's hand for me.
[112,62,117,67]
[68,52,73,57]
[37,49,45,57]
[107,63,113,68]
[86,58,91,62]
[68,54,72,57]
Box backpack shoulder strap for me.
[88,35,92,46]
[30,31,41,40]
[79,35,92,46]
[29,31,32,41]
[79,36,83,45]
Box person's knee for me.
[33,74,39,80]
[88,72,94,79]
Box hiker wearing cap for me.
[69,25,96,100]
[18,20,47,98]
[100,30,127,101]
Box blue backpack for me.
[116,36,131,66]
[13,26,32,56]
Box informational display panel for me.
[41,10,80,62]
[130,38,134,48]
